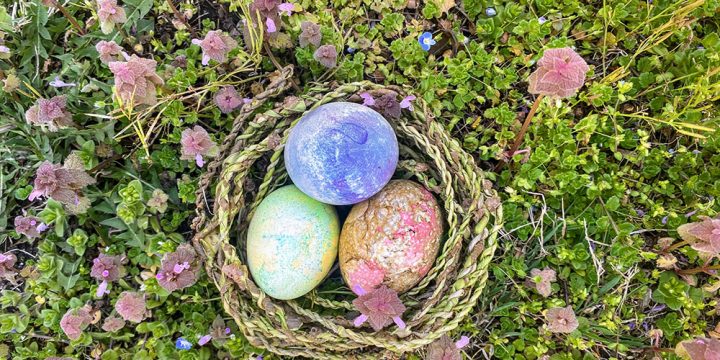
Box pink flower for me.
[101,316,125,332]
[191,30,238,66]
[314,44,337,68]
[0,252,18,284]
[28,160,95,205]
[359,92,375,106]
[352,285,406,331]
[156,243,200,292]
[527,47,589,98]
[399,95,416,110]
[91,253,124,282]
[60,305,93,340]
[371,93,401,119]
[526,267,556,298]
[299,21,321,48]
[96,0,127,34]
[277,2,293,16]
[425,335,469,360]
[96,40,124,64]
[180,126,217,167]
[108,55,164,106]
[14,215,45,238]
[545,306,579,333]
[214,86,243,113]
[678,217,720,257]
[25,95,75,131]
[676,337,720,359]
[115,291,146,323]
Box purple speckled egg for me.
[284,102,399,205]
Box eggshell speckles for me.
[247,185,339,300]
[339,180,443,294]
[284,102,399,205]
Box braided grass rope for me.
[192,67,503,359]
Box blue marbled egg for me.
[284,102,399,205]
[247,185,339,300]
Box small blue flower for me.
[538,16,547,24]
[485,7,497,17]
[418,32,436,51]
[175,337,192,350]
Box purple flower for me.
[313,44,337,68]
[191,30,238,66]
[352,285,406,331]
[49,76,76,88]
[198,334,212,346]
[156,243,200,292]
[266,17,277,33]
[14,215,45,238]
[425,335,469,360]
[371,93,401,119]
[538,16,547,24]
[485,7,497,16]
[0,45,9,54]
[60,305,93,340]
[180,126,217,167]
[418,32,435,51]
[214,86,244,113]
[299,21,321,48]
[277,2,293,16]
[399,95,416,110]
[90,253,124,282]
[25,95,75,131]
[96,0,127,34]
[28,160,95,205]
[115,291,146,323]
[359,92,375,106]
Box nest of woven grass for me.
[191,66,503,359]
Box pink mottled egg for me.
[339,180,443,294]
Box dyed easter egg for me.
[247,185,340,300]
[339,180,443,294]
[284,102,399,205]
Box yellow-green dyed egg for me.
[247,185,339,300]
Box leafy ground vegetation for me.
[1,0,720,358]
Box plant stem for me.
[48,0,86,35]
[664,239,691,253]
[678,264,720,275]
[165,0,197,38]
[495,94,545,171]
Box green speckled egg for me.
[247,185,339,300]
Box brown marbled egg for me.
[339,180,443,294]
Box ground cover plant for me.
[0,0,719,358]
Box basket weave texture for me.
[191,66,503,359]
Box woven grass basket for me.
[191,66,503,359]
